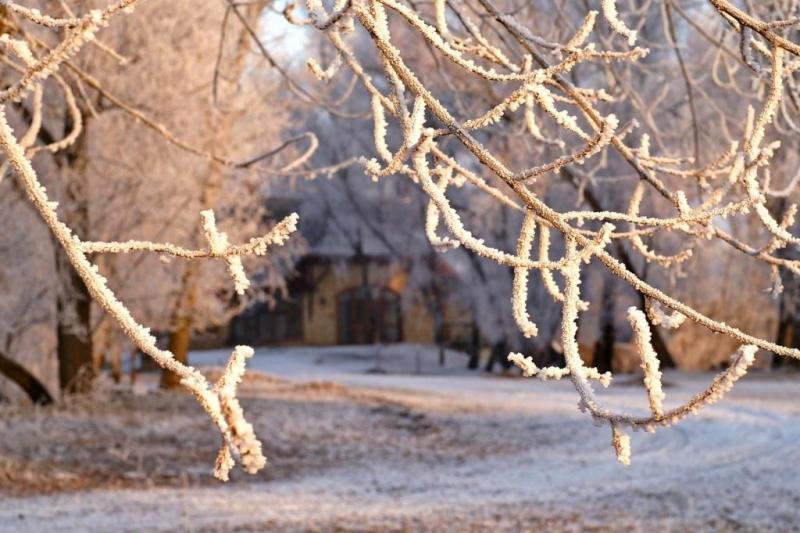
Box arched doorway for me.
[337,285,401,344]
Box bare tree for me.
[0,0,310,479]
[3,0,800,477]
[273,0,800,465]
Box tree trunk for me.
[0,349,54,404]
[773,311,800,369]
[484,340,510,372]
[467,321,481,369]
[163,4,261,388]
[56,115,95,393]
[161,314,192,388]
[56,251,94,393]
[593,277,616,373]
[773,314,791,368]
[772,222,800,369]
[429,257,446,367]
[162,264,197,389]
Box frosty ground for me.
[1,345,799,532]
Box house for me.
[227,195,476,350]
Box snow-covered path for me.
[2,346,800,531]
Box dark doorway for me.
[337,285,401,344]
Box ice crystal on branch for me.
[284,0,800,465]
[5,0,800,475]
[0,0,304,480]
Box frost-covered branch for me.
[0,0,305,480]
[286,0,800,466]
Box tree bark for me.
[771,198,800,369]
[467,321,481,369]
[56,113,95,393]
[484,340,510,372]
[593,277,616,373]
[56,228,94,392]
[161,315,192,388]
[57,293,93,392]
[773,309,800,369]
[162,264,197,389]
[158,5,259,387]
[0,349,54,404]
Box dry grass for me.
[0,369,540,497]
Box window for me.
[230,299,302,345]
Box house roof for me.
[302,216,395,259]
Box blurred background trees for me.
[1,0,800,409]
